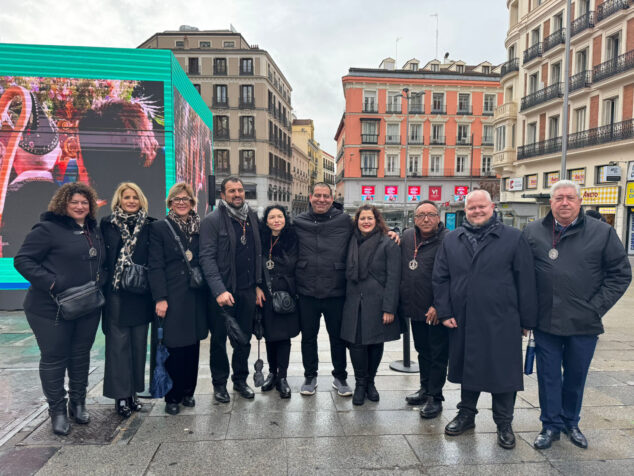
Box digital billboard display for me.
[0,76,166,257]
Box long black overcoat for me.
[432,223,538,393]
[101,215,155,329]
[148,218,208,348]
[341,234,401,345]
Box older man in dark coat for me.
[523,180,631,450]
[433,189,538,449]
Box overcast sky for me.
[1,0,508,154]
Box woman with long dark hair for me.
[14,182,106,435]
[259,205,300,398]
[101,182,155,417]
[341,204,401,405]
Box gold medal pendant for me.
[185,249,193,261]
[408,259,418,270]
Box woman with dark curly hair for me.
[14,182,107,435]
[258,205,300,398]
[341,204,401,406]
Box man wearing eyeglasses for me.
[400,200,449,419]
[433,189,537,449]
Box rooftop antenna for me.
[431,14,439,60]
[229,23,237,33]
[395,37,403,66]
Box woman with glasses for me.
[14,183,106,435]
[101,183,155,418]
[341,204,401,405]
[148,182,208,415]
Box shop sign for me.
[361,185,375,201]
[569,168,585,185]
[627,161,634,181]
[408,186,421,201]
[598,207,616,215]
[580,186,619,205]
[454,186,469,196]
[384,185,398,202]
[507,177,523,191]
[625,182,634,206]
[429,186,442,201]
[546,171,560,187]
[526,175,538,189]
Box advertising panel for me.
[361,185,375,201]
[429,186,442,201]
[408,185,421,201]
[628,161,634,181]
[569,168,585,185]
[625,182,634,206]
[454,185,469,196]
[526,174,538,189]
[385,185,398,201]
[0,76,166,257]
[507,177,523,191]
[580,186,619,205]
[173,87,212,215]
[545,171,560,187]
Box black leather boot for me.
[353,379,367,406]
[51,411,71,436]
[445,412,476,435]
[68,400,90,424]
[115,398,132,418]
[406,388,426,405]
[366,379,380,402]
[261,373,277,392]
[128,395,143,412]
[276,378,291,399]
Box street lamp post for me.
[403,88,411,230]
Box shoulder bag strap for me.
[165,219,194,276]
[262,261,274,294]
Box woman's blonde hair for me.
[48,182,99,220]
[166,182,196,209]
[110,182,149,212]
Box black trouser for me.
[103,320,148,400]
[458,388,517,427]
[209,287,255,386]
[298,295,347,380]
[410,320,449,401]
[164,342,200,404]
[349,343,384,383]
[265,339,291,378]
[26,310,101,414]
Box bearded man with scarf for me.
[199,176,264,403]
[340,205,401,406]
[432,189,537,450]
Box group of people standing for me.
[14,176,631,453]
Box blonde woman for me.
[148,182,209,415]
[101,182,155,418]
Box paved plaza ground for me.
[0,265,633,475]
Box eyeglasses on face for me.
[414,213,439,219]
[172,197,192,204]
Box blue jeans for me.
[534,329,598,431]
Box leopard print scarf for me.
[111,207,148,291]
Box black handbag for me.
[121,263,149,294]
[52,281,105,320]
[165,220,205,290]
[263,263,296,314]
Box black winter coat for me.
[148,218,208,348]
[199,205,262,298]
[294,202,353,298]
[260,227,300,342]
[14,212,107,318]
[432,222,538,393]
[341,233,401,345]
[399,224,449,321]
[101,215,155,329]
[523,211,631,336]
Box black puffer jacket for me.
[399,224,449,321]
[294,202,353,298]
[14,212,107,318]
[523,211,631,336]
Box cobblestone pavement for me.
[1,277,633,475]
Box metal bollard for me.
[389,316,419,373]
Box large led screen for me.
[0,76,166,257]
[173,87,212,215]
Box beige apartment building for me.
[292,119,322,187]
[291,144,310,215]
[138,27,293,213]
[322,150,335,186]
[495,0,634,251]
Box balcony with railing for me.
[593,50,634,83]
[409,104,424,114]
[407,169,423,177]
[517,137,562,159]
[431,105,446,114]
[456,136,472,146]
[213,98,228,108]
[361,134,379,144]
[500,58,520,77]
[408,137,424,145]
[240,130,256,140]
[457,105,472,115]
[361,167,378,177]
[363,101,378,113]
[568,118,634,150]
[214,164,230,175]
[430,136,446,145]
[571,11,595,37]
[523,42,543,64]
[482,108,495,116]
[239,98,255,109]
[494,101,518,121]
[386,104,402,114]
[239,163,256,174]
[214,130,229,141]
[385,135,401,144]
[384,168,400,176]
[543,28,565,53]
[520,82,563,111]
[481,137,494,146]
[597,0,631,23]
[569,70,592,92]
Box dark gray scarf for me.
[220,199,249,221]
[346,228,382,283]
[462,214,499,253]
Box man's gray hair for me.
[464,189,492,207]
[550,179,581,198]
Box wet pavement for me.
[0,278,633,475]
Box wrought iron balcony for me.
[520,82,563,111]
[482,108,495,116]
[430,136,446,145]
[500,58,520,77]
[456,136,472,146]
[239,98,255,109]
[431,105,446,114]
[481,137,494,146]
[457,106,472,115]
[569,70,592,92]
[597,0,631,23]
[409,105,424,114]
[517,137,562,160]
[543,29,566,52]
[568,118,634,150]
[188,67,200,75]
[593,50,634,83]
[571,11,595,37]
[361,167,378,177]
[363,102,378,113]
[214,66,227,75]
[240,68,254,76]
[240,131,256,140]
[408,137,423,145]
[386,104,402,114]
[213,131,229,141]
[385,135,401,144]
[523,42,543,64]
[214,165,230,175]
[213,98,228,108]
[239,164,256,174]
[361,134,379,144]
